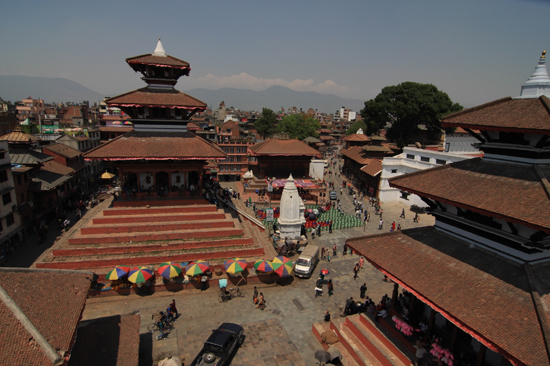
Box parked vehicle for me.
[329,190,337,200]
[294,245,320,278]
[190,323,244,366]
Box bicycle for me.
[218,286,245,302]
[147,319,174,333]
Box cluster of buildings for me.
[2,38,549,365]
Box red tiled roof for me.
[106,87,206,110]
[0,129,41,143]
[343,134,370,142]
[249,139,321,157]
[98,127,133,133]
[187,122,201,131]
[85,131,226,161]
[389,158,550,231]
[341,146,370,165]
[441,96,550,133]
[346,228,550,366]
[0,269,90,365]
[42,160,75,176]
[319,136,334,141]
[68,313,140,366]
[361,145,392,153]
[360,159,382,177]
[43,143,81,159]
[126,54,190,69]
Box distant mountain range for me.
[0,75,104,104]
[0,75,365,114]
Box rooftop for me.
[346,227,550,366]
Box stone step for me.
[311,322,360,366]
[68,227,244,245]
[330,318,373,366]
[53,237,255,257]
[80,220,235,235]
[93,212,227,225]
[347,315,412,366]
[102,205,218,216]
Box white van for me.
[294,245,320,278]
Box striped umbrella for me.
[253,259,273,273]
[127,266,153,284]
[224,258,247,275]
[157,262,182,278]
[272,256,294,277]
[106,265,130,280]
[185,261,210,276]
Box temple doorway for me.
[155,171,169,189]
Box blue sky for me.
[1,0,549,108]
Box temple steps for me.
[312,314,412,366]
[39,202,266,272]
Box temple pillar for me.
[428,308,436,332]
[476,344,486,366]
[450,326,458,353]
[392,282,399,310]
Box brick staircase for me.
[312,314,413,366]
[36,204,265,271]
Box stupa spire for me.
[519,50,550,98]
[152,38,167,57]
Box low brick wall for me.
[37,247,265,270]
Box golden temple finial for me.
[542,50,546,59]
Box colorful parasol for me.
[157,262,182,278]
[106,265,130,280]
[253,259,273,273]
[127,266,153,284]
[224,258,247,275]
[272,256,294,277]
[321,269,330,275]
[185,260,210,276]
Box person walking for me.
[353,263,359,279]
[332,243,337,257]
[360,283,367,299]
[253,286,258,305]
[343,243,348,256]
[315,278,323,298]
[169,299,178,320]
[327,279,334,296]
[329,221,333,234]
[400,208,405,218]
[256,292,266,310]
[391,221,396,231]
[378,219,384,230]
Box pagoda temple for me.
[85,40,225,203]
[345,51,550,366]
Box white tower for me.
[518,50,550,98]
[278,174,305,239]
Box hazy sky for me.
[1,0,549,108]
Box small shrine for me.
[277,174,306,240]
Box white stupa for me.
[518,50,550,98]
[278,174,306,240]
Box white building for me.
[379,147,474,206]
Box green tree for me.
[254,108,277,139]
[360,82,462,147]
[276,114,320,140]
[345,120,367,135]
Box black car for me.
[190,323,244,366]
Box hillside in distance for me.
[0,75,365,114]
[186,85,365,114]
[0,75,104,104]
